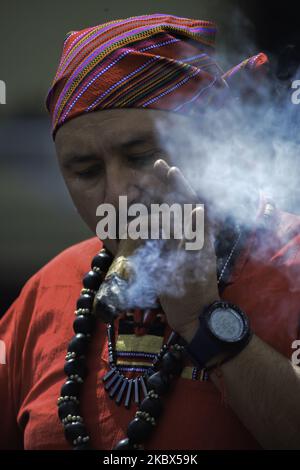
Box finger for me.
[178,205,214,254]
[167,166,197,202]
[153,159,198,203]
[152,158,170,183]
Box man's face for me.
[55,108,191,255]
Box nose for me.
[103,162,141,208]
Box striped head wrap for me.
[46,13,268,139]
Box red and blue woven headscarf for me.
[46,13,268,139]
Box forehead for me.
[54,108,178,157]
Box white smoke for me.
[111,10,300,315]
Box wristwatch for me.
[185,301,252,370]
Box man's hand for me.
[152,159,220,342]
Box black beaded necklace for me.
[58,248,187,450]
[58,218,246,450]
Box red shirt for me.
[1,206,300,450]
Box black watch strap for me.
[184,302,252,370]
[185,319,229,369]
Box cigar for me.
[93,238,143,323]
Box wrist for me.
[180,296,221,343]
[184,300,252,370]
[180,319,199,343]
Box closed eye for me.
[74,164,104,179]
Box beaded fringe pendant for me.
[102,312,169,409]
[102,337,181,409]
[103,370,150,408]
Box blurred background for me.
[1,0,300,315]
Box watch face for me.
[208,307,245,342]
